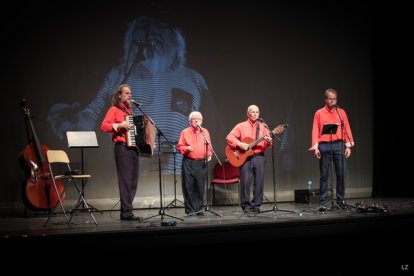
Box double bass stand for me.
[131,102,183,224]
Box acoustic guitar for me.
[225,124,287,167]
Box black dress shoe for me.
[318,206,327,212]
[121,215,143,221]
[336,201,347,209]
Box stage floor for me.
[2,197,413,273]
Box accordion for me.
[126,115,156,157]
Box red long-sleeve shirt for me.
[226,119,272,154]
[100,104,132,144]
[177,127,212,159]
[311,105,354,149]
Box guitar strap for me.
[256,122,260,140]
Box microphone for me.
[130,99,141,106]
[257,118,269,129]
[333,104,339,109]
[196,124,203,132]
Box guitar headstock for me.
[273,124,288,135]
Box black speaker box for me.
[294,189,320,204]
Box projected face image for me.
[125,17,182,74]
[47,16,210,174]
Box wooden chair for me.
[44,150,97,227]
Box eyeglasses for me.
[327,98,337,100]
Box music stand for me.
[316,123,342,212]
[322,123,338,136]
[66,131,102,213]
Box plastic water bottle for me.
[307,178,312,191]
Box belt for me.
[184,156,205,161]
[320,140,343,144]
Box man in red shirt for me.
[101,84,142,221]
[226,105,285,213]
[309,88,355,210]
[177,111,212,216]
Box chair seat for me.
[210,177,239,184]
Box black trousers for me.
[181,157,206,214]
[240,154,265,210]
[318,141,345,204]
[115,143,140,218]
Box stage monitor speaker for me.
[294,189,320,204]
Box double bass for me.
[19,99,65,210]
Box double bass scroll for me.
[126,115,156,157]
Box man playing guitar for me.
[226,105,286,214]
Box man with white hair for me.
[177,111,212,216]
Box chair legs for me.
[43,181,71,227]
[211,183,240,206]
[212,183,216,205]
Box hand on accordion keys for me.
[125,115,156,157]
[121,120,133,130]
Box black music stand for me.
[315,123,342,212]
[66,131,102,213]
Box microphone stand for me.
[122,42,145,82]
[165,143,184,208]
[132,102,183,223]
[258,120,295,215]
[187,126,222,217]
[334,106,355,211]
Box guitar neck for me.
[248,136,266,148]
[247,127,281,148]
